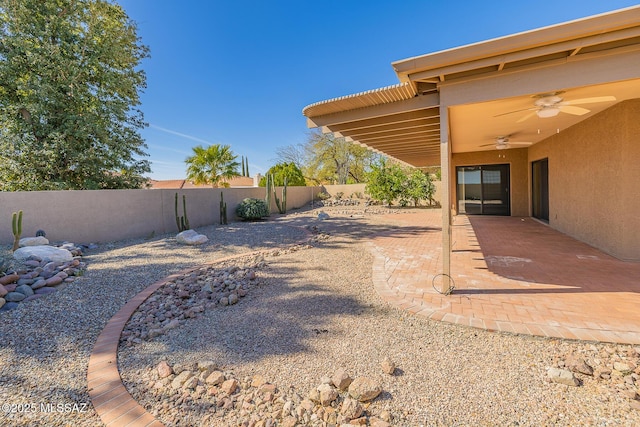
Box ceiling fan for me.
[480,136,533,150]
[496,92,617,123]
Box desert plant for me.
[175,193,190,232]
[264,173,273,215]
[12,210,23,252]
[273,176,287,214]
[236,198,269,220]
[316,191,330,201]
[334,191,344,200]
[220,192,228,225]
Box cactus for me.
[220,191,228,225]
[175,193,190,232]
[273,175,287,214]
[12,210,23,252]
[36,229,46,237]
[264,174,272,215]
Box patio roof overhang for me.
[302,6,640,168]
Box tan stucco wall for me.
[0,187,319,244]
[451,148,529,217]
[528,99,640,261]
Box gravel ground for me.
[0,220,308,427]
[2,207,640,427]
[117,209,640,427]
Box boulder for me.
[176,230,208,245]
[547,367,580,386]
[19,236,49,247]
[348,377,382,402]
[14,246,72,263]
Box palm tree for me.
[185,144,240,187]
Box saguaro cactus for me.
[12,210,23,252]
[274,176,288,214]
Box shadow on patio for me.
[370,209,640,344]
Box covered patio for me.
[303,6,640,343]
[369,209,640,344]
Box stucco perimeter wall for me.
[0,186,319,245]
[528,99,640,261]
[451,148,529,216]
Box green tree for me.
[259,162,305,186]
[185,144,240,188]
[365,159,406,205]
[0,0,150,190]
[402,169,435,207]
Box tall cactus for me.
[220,191,228,225]
[175,193,190,232]
[264,174,272,215]
[12,210,23,252]
[273,175,288,214]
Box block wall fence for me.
[0,186,321,245]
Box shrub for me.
[236,198,269,220]
[316,191,330,200]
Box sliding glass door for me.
[457,164,510,216]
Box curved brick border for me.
[88,225,311,427]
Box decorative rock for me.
[565,355,593,376]
[317,212,330,220]
[318,383,338,406]
[15,284,34,297]
[176,229,209,245]
[157,361,173,378]
[5,292,26,302]
[614,362,633,373]
[251,374,267,388]
[34,287,57,295]
[4,284,16,292]
[220,378,239,395]
[219,297,229,306]
[163,319,180,331]
[197,360,217,372]
[23,294,44,302]
[0,302,19,311]
[19,236,49,247]
[13,246,72,263]
[171,371,194,389]
[228,293,239,305]
[339,398,363,420]
[0,274,19,286]
[381,357,396,375]
[332,369,353,391]
[370,418,391,427]
[348,377,382,402]
[0,284,7,297]
[205,370,225,386]
[547,367,580,386]
[45,276,64,287]
[0,298,4,309]
[30,279,47,290]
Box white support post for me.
[439,106,452,294]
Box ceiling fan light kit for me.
[536,107,560,118]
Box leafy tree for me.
[0,0,150,190]
[365,159,406,205]
[185,144,240,188]
[259,162,305,186]
[275,131,378,185]
[402,169,435,207]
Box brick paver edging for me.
[87,225,312,427]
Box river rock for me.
[14,246,72,263]
[176,230,209,245]
[0,298,4,309]
[0,284,7,297]
[19,236,49,247]
[5,292,26,302]
[0,274,19,286]
[15,284,34,297]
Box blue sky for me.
[117,0,639,180]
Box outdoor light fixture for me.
[536,107,560,118]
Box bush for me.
[316,191,330,200]
[236,198,269,220]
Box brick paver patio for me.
[371,209,640,344]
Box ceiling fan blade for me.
[516,111,538,123]
[479,143,497,147]
[562,96,616,105]
[494,107,536,117]
[508,141,533,146]
[559,105,590,115]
